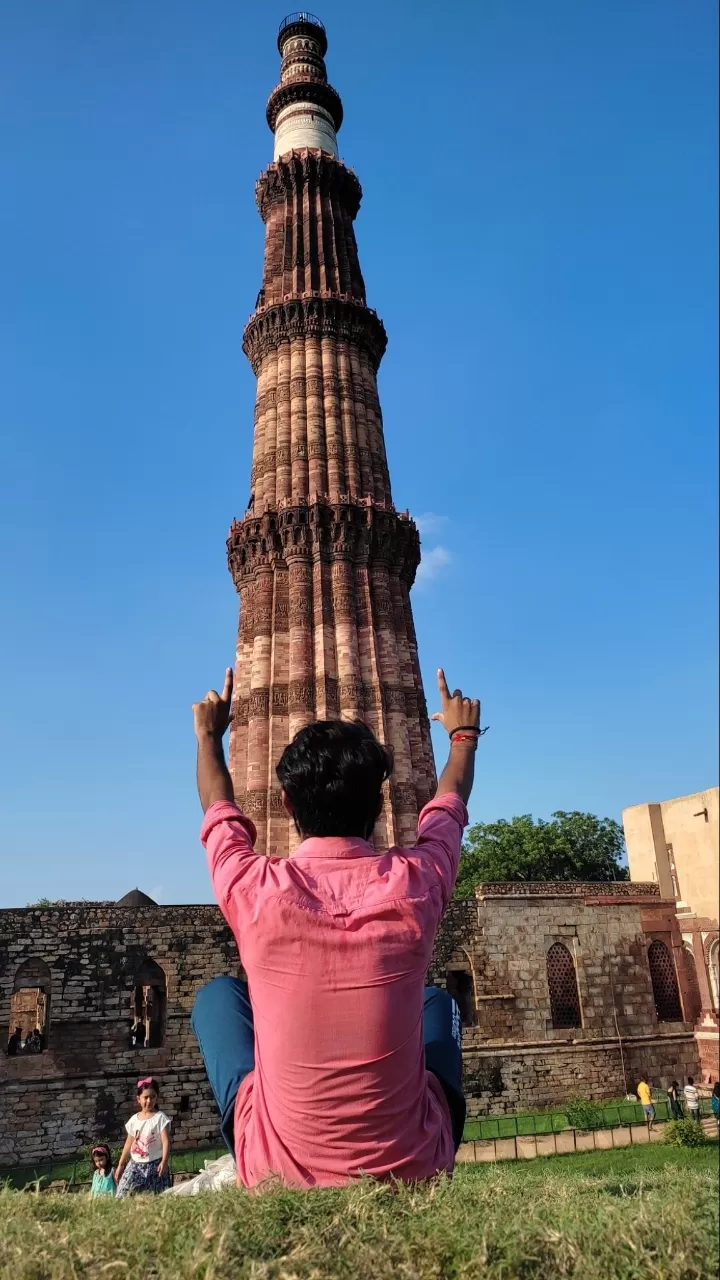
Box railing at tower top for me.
[279,12,325,35]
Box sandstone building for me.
[431,882,700,1117]
[1,878,701,1166]
[226,13,436,854]
[624,787,719,1079]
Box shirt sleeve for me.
[125,1115,137,1137]
[156,1113,171,1133]
[200,800,263,920]
[410,793,469,909]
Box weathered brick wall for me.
[429,887,699,1114]
[0,905,239,1166]
[461,1035,700,1117]
[430,889,686,1043]
[1,887,701,1164]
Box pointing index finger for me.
[437,668,450,704]
[221,667,234,703]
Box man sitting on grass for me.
[191,667,481,1190]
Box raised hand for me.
[192,667,234,740]
[430,668,480,739]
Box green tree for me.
[454,811,628,899]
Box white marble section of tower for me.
[274,105,337,159]
[269,16,342,160]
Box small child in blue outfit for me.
[89,1144,115,1197]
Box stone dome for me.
[115,888,158,908]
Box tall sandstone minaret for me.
[227,13,436,853]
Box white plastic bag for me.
[165,1153,237,1196]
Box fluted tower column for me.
[227,13,436,853]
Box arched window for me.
[707,939,719,1013]
[8,958,51,1053]
[647,940,682,1021]
[546,943,581,1029]
[130,958,166,1049]
[446,969,475,1026]
[682,944,702,1023]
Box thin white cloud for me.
[148,884,165,904]
[415,511,449,536]
[416,545,452,586]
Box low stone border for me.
[456,1118,716,1164]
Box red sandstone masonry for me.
[227,43,433,854]
[1,890,701,1164]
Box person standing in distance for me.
[636,1073,656,1131]
[683,1076,701,1123]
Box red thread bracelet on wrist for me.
[451,733,479,745]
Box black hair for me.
[276,720,394,839]
[91,1144,112,1173]
[136,1076,159,1096]
[687,1076,694,1084]
[713,1081,720,1098]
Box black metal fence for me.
[0,1145,227,1192]
[464,1098,713,1140]
[2,1099,715,1189]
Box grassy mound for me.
[1,1144,717,1280]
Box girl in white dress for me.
[115,1077,171,1196]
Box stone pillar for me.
[692,934,715,1017]
[289,338,308,500]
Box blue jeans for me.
[191,977,466,1154]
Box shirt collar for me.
[290,835,378,860]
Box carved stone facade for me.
[0,903,240,1167]
[227,17,436,853]
[429,883,701,1117]
[1,882,701,1166]
[623,788,720,1080]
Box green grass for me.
[2,1095,711,1186]
[3,1096,713,1186]
[462,1096,712,1141]
[1,1144,717,1280]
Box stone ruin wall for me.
[0,887,700,1166]
[0,905,238,1168]
[429,886,700,1117]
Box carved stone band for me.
[256,152,362,222]
[227,498,420,588]
[231,678,418,725]
[243,296,387,374]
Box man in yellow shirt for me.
[637,1075,656,1130]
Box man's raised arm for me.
[192,668,236,813]
[192,667,262,918]
[408,670,482,907]
[431,668,481,806]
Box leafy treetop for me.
[454,811,629,899]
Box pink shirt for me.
[201,792,467,1189]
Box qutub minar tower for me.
[226,13,436,854]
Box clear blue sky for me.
[0,1,717,906]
